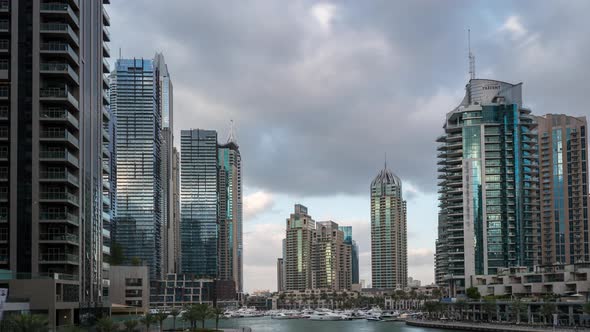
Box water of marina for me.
[119,316,454,332]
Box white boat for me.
[271,312,300,320]
[366,316,383,322]
[309,312,345,321]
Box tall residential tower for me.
[370,165,407,289]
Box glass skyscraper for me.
[338,226,360,285]
[110,57,164,279]
[435,79,539,296]
[370,165,408,289]
[180,129,218,277]
[218,131,243,293]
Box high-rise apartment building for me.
[110,56,167,279]
[534,114,588,265]
[0,0,112,327]
[284,204,315,291]
[168,147,181,273]
[338,225,360,285]
[218,128,243,293]
[180,129,218,277]
[370,164,408,289]
[277,258,284,292]
[435,79,539,296]
[312,221,352,290]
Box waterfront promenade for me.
[406,319,590,332]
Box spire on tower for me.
[468,28,475,80]
[227,119,236,144]
[384,152,388,170]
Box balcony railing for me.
[40,42,79,63]
[0,20,8,31]
[40,63,79,83]
[39,191,79,204]
[0,1,9,11]
[39,211,78,224]
[40,23,79,45]
[40,129,79,147]
[39,233,79,243]
[40,3,80,27]
[39,253,79,263]
[40,108,79,127]
[40,170,78,185]
[40,149,79,166]
[40,86,79,109]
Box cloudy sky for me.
[109,1,590,292]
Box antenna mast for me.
[468,29,475,80]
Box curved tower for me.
[370,164,407,289]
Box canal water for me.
[120,316,454,332]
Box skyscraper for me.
[110,56,165,279]
[284,204,315,291]
[312,221,352,290]
[0,0,111,327]
[338,226,360,285]
[435,79,539,296]
[155,53,176,274]
[370,165,407,289]
[534,114,589,265]
[218,126,243,293]
[180,129,218,277]
[277,258,284,292]
[169,147,181,273]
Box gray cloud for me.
[109,0,590,198]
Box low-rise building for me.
[109,266,150,314]
[149,274,239,309]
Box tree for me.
[510,298,527,324]
[210,306,225,331]
[7,314,49,332]
[122,319,139,332]
[482,299,496,322]
[60,326,84,332]
[154,312,168,332]
[183,304,212,330]
[95,317,118,332]
[169,308,180,331]
[455,300,468,321]
[466,287,481,300]
[431,288,442,299]
[140,314,156,332]
[131,256,142,266]
[540,302,556,325]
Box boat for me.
[309,312,345,321]
[366,316,383,322]
[271,312,300,320]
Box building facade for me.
[370,165,408,289]
[0,0,112,327]
[277,258,284,292]
[180,129,218,277]
[339,225,360,285]
[284,204,315,291]
[169,147,181,274]
[150,274,222,308]
[312,221,352,290]
[110,56,166,279]
[435,79,539,296]
[109,265,150,314]
[534,114,589,265]
[217,129,243,294]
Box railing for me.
[0,40,8,50]
[0,21,8,31]
[0,1,9,11]
[39,233,79,243]
[40,86,70,98]
[40,62,78,80]
[40,129,79,146]
[39,253,79,262]
[40,3,69,11]
[40,24,78,44]
[40,170,78,185]
[0,86,8,97]
[39,211,78,224]
[40,108,78,127]
[39,191,79,204]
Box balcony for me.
[40,63,79,84]
[102,146,110,158]
[40,169,79,187]
[40,86,79,110]
[40,42,79,64]
[40,108,79,129]
[0,1,8,13]
[39,191,79,206]
[103,25,110,42]
[102,89,109,105]
[40,23,79,46]
[39,233,79,245]
[0,39,8,53]
[0,20,8,33]
[102,194,110,207]
[102,58,109,73]
[40,3,79,28]
[40,129,79,148]
[0,127,7,141]
[102,180,110,191]
[39,211,78,225]
[40,149,79,167]
[102,211,111,222]
[103,41,110,58]
[102,228,110,239]
[0,86,8,100]
[102,73,109,89]
[39,253,79,265]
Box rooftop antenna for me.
[384,152,387,170]
[468,28,475,80]
[227,119,236,143]
[119,47,122,60]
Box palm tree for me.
[95,317,118,332]
[455,300,468,321]
[154,312,168,332]
[7,314,49,332]
[210,306,225,331]
[60,326,84,332]
[510,298,527,324]
[482,299,496,322]
[183,304,211,330]
[540,302,556,325]
[169,308,180,331]
[122,319,139,332]
[140,314,156,331]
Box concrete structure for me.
[284,204,315,291]
[0,0,112,328]
[370,164,408,289]
[180,129,218,277]
[435,79,539,297]
[109,266,149,314]
[277,258,284,292]
[218,126,243,294]
[110,55,170,279]
[271,289,359,310]
[312,221,352,291]
[150,274,239,308]
[534,114,589,265]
